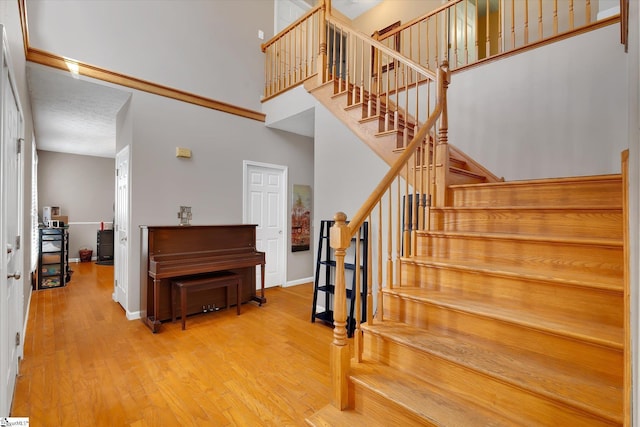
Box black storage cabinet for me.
[97,229,114,264]
[38,227,69,289]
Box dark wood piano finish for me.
[140,225,266,333]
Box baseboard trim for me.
[126,310,142,321]
[285,276,313,287]
[69,257,98,263]
[20,288,33,360]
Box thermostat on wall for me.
[176,147,192,158]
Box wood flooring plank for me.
[11,262,333,426]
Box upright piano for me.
[140,225,266,333]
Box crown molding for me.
[17,0,265,122]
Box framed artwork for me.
[291,184,311,252]
[372,21,401,74]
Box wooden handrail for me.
[261,0,621,100]
[327,16,436,81]
[375,0,621,71]
[328,61,449,410]
[261,4,325,98]
[376,0,465,41]
[261,4,323,52]
[346,63,448,237]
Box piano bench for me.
[170,271,242,330]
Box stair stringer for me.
[305,78,502,188]
[305,78,402,167]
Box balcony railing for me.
[261,5,323,99]
[262,0,621,100]
[376,0,621,71]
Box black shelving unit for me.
[38,227,70,290]
[311,220,368,337]
[96,229,114,265]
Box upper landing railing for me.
[261,5,323,100]
[262,0,621,100]
[375,0,621,71]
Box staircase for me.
[308,174,625,426]
[304,78,501,187]
[269,5,628,425]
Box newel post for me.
[317,0,330,85]
[434,61,451,208]
[329,211,350,410]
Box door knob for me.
[7,272,21,280]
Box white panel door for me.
[245,162,286,288]
[1,48,23,417]
[114,146,130,312]
[450,0,477,67]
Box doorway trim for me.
[242,160,288,288]
[114,145,131,317]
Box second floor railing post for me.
[317,0,328,85]
[329,211,350,410]
[316,0,327,85]
[434,61,451,208]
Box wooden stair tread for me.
[449,173,622,189]
[449,166,486,180]
[349,360,516,426]
[434,205,622,212]
[429,206,623,239]
[449,174,623,207]
[420,229,623,248]
[406,256,623,291]
[384,287,623,348]
[362,320,623,422]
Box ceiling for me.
[26,1,381,158]
[27,63,131,158]
[331,0,382,20]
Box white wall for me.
[313,102,390,312]
[27,0,273,111]
[124,89,313,313]
[314,103,388,230]
[448,23,628,180]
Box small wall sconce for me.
[178,206,192,226]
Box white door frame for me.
[0,24,24,417]
[242,160,287,288]
[114,145,131,317]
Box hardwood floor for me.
[12,262,334,426]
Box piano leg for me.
[150,277,162,333]
[251,262,267,306]
[260,262,266,305]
